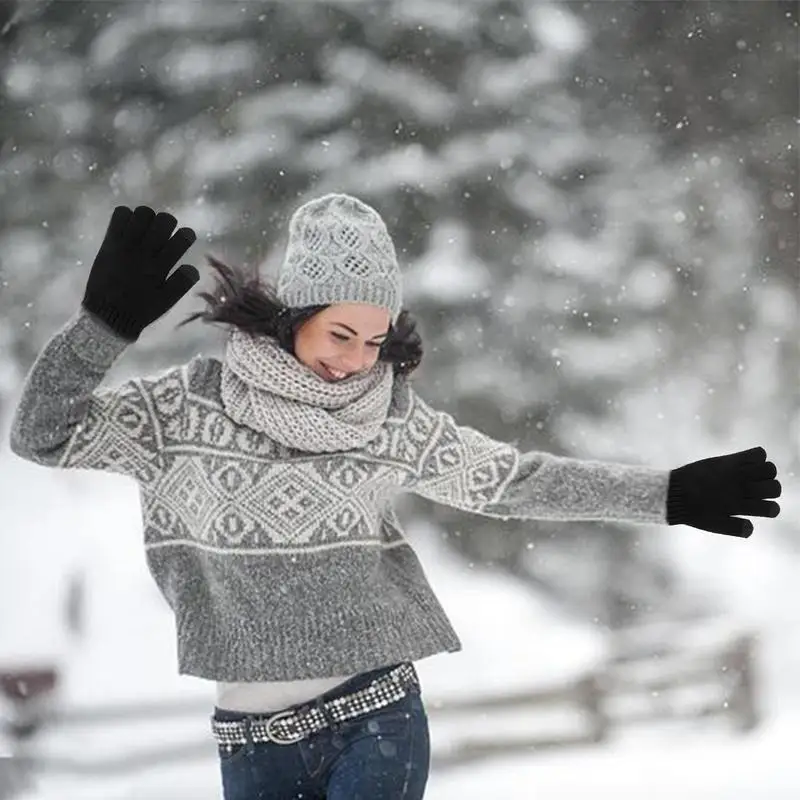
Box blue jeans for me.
[214,662,431,799]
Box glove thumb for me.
[689,515,753,538]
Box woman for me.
[10,195,781,799]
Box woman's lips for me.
[320,362,348,381]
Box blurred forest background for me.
[0,0,797,630]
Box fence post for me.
[0,755,35,800]
[727,634,759,733]
[578,673,609,743]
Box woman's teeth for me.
[323,364,347,380]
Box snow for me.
[392,0,479,38]
[324,143,444,196]
[471,55,561,107]
[188,129,294,182]
[427,713,800,799]
[299,131,361,173]
[0,460,83,667]
[541,230,623,281]
[557,326,663,381]
[411,523,605,698]
[404,221,491,304]
[323,48,458,125]
[528,3,588,56]
[89,4,241,71]
[235,85,355,130]
[157,42,257,91]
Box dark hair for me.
[179,254,423,377]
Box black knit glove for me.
[667,446,781,538]
[82,205,200,341]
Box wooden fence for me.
[0,623,759,779]
[429,629,757,768]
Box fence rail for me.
[0,624,759,779]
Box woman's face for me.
[293,303,391,382]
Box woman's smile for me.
[319,362,349,381]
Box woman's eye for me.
[330,332,381,349]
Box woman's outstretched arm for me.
[400,386,780,537]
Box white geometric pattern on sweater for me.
[59,369,184,484]
[149,448,399,548]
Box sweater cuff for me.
[665,469,690,525]
[64,308,132,369]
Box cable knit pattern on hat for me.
[276,194,403,320]
[10,310,671,682]
[220,330,394,453]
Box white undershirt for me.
[215,673,358,713]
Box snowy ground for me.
[2,457,799,799]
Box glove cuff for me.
[81,295,142,341]
[666,468,691,526]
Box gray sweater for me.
[10,310,670,681]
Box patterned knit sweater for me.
[10,310,670,682]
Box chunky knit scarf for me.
[220,331,394,453]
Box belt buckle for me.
[265,709,306,745]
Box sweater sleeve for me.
[402,388,669,525]
[9,308,186,486]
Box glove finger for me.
[144,263,199,324]
[743,478,781,499]
[690,515,753,538]
[741,460,777,481]
[104,206,132,241]
[737,446,767,464]
[155,227,197,273]
[140,212,178,258]
[736,500,781,518]
[125,205,156,245]
[160,263,201,312]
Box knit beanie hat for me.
[275,193,403,322]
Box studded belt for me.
[211,662,418,747]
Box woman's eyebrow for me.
[331,322,389,340]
